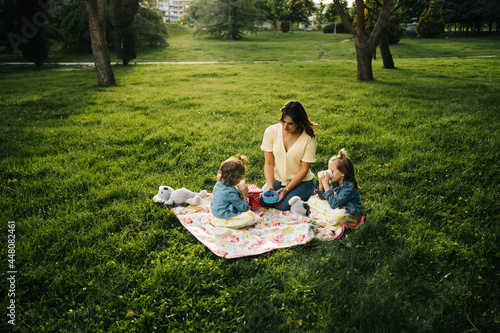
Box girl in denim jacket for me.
[210,155,260,229]
[316,149,361,228]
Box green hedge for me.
[322,23,347,34]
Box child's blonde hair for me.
[329,149,358,188]
[217,154,248,186]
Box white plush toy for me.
[153,186,208,207]
[289,196,311,217]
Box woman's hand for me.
[276,187,288,202]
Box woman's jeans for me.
[259,179,316,211]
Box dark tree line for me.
[0,0,167,72]
[441,0,500,34]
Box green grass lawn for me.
[2,24,499,63]
[1,25,499,332]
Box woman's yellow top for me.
[260,123,316,185]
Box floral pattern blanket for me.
[173,193,365,259]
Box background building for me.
[157,0,191,23]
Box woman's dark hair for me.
[217,154,248,186]
[279,100,319,138]
[330,149,358,188]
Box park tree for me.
[188,0,264,40]
[134,1,168,47]
[56,0,167,51]
[315,0,327,26]
[359,0,406,69]
[267,0,291,37]
[56,1,93,52]
[350,0,429,70]
[334,0,392,80]
[325,0,350,24]
[111,0,139,65]
[379,0,431,68]
[287,0,315,33]
[82,0,116,86]
[417,0,443,38]
[480,0,500,32]
[322,0,350,34]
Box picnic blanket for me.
[173,193,364,259]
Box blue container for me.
[262,190,279,204]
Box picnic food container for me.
[247,184,263,212]
[262,190,279,204]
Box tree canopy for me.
[187,0,265,40]
[287,0,315,32]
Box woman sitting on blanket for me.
[210,154,260,229]
[316,149,362,228]
[259,100,319,211]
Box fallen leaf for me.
[126,310,134,317]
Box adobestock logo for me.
[7,0,55,52]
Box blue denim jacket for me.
[210,181,250,219]
[316,181,361,216]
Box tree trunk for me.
[334,0,392,81]
[355,38,374,81]
[379,26,395,69]
[82,0,116,87]
[475,21,481,35]
[356,48,376,80]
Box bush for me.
[21,32,49,67]
[323,23,347,34]
[280,21,291,33]
[417,0,444,38]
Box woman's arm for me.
[264,151,275,190]
[277,161,311,202]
